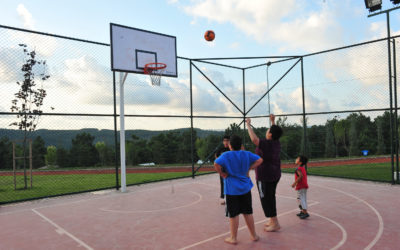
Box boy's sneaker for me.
[299,213,310,219]
[296,212,304,217]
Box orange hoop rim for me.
[144,62,167,74]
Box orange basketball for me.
[204,30,215,42]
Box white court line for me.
[311,212,347,250]
[178,201,319,250]
[0,179,202,216]
[31,208,93,250]
[99,191,203,214]
[196,181,318,203]
[312,183,384,250]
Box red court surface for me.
[1,173,400,250]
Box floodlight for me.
[364,0,382,12]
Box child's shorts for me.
[225,191,253,218]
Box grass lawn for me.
[0,171,211,204]
[281,162,394,182]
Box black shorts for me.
[225,191,253,218]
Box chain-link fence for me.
[1,24,399,204]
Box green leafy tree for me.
[148,132,180,164]
[196,134,220,161]
[376,118,386,155]
[9,44,50,187]
[56,147,71,168]
[45,145,57,166]
[126,135,152,165]
[307,125,326,158]
[32,136,46,168]
[95,141,107,166]
[179,129,198,163]
[0,137,13,169]
[334,119,350,156]
[70,133,99,167]
[324,119,337,158]
[300,117,310,156]
[349,117,359,156]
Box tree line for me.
[0,112,396,169]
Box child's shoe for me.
[299,213,309,219]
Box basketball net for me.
[144,62,166,86]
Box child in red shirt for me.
[291,155,309,219]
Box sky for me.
[1,0,400,131]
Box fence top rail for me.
[0,24,110,46]
[2,24,399,64]
[302,34,400,58]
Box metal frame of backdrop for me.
[0,24,399,203]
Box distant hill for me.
[0,128,224,149]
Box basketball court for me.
[1,172,399,249]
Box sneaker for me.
[296,212,304,217]
[299,213,310,219]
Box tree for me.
[45,145,57,166]
[324,119,336,158]
[334,119,350,156]
[56,147,71,168]
[300,117,310,156]
[225,123,242,136]
[349,117,359,156]
[126,135,152,165]
[0,137,12,169]
[376,118,386,155]
[32,136,46,168]
[178,129,198,163]
[307,125,326,158]
[70,133,99,167]
[95,141,107,166]
[195,134,220,161]
[9,44,50,188]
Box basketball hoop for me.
[144,62,167,86]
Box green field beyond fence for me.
[0,172,212,204]
[282,162,393,182]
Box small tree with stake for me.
[10,44,50,189]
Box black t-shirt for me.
[216,147,230,158]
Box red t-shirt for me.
[295,166,308,190]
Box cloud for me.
[54,55,232,116]
[273,87,330,114]
[0,47,22,83]
[60,55,113,105]
[17,4,34,29]
[10,4,58,57]
[182,0,342,52]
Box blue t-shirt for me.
[214,150,260,195]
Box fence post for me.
[190,60,195,179]
[243,69,246,146]
[385,13,395,185]
[113,71,120,190]
[301,57,307,166]
[393,38,399,184]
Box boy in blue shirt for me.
[214,135,263,245]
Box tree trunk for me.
[23,127,27,189]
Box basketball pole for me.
[120,72,128,192]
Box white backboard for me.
[110,23,177,77]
